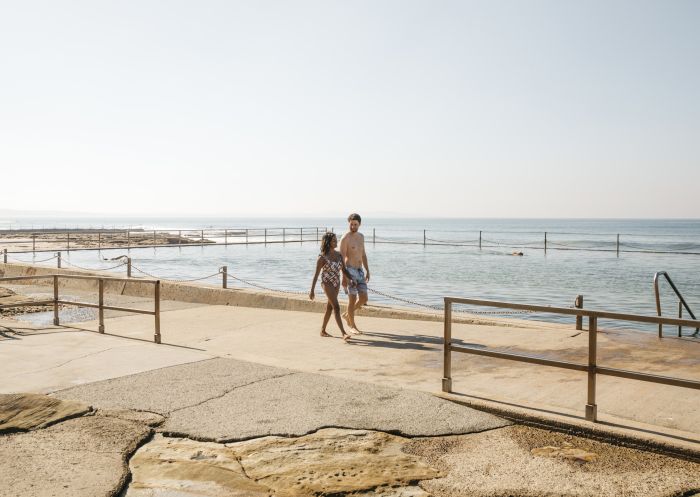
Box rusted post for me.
[264,229,267,245]
[575,295,584,330]
[154,281,161,344]
[224,229,228,245]
[2,249,6,264]
[98,279,105,333]
[544,232,547,254]
[479,231,482,249]
[442,298,453,392]
[423,230,426,246]
[127,230,130,247]
[585,316,598,422]
[57,252,62,268]
[67,232,70,251]
[222,266,228,289]
[153,230,157,245]
[201,230,204,243]
[32,233,36,253]
[678,301,683,337]
[98,232,101,249]
[616,234,620,257]
[127,257,132,278]
[53,275,59,326]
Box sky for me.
[1,0,698,218]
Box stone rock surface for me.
[0,393,91,432]
[127,429,442,497]
[0,414,152,497]
[404,425,700,497]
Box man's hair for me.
[347,213,362,223]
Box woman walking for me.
[310,232,354,342]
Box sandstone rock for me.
[0,393,90,432]
[126,429,442,496]
[0,286,16,298]
[0,414,151,497]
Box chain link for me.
[226,273,307,295]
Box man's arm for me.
[361,235,370,282]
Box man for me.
[340,213,370,333]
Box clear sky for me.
[1,0,698,218]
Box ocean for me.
[2,217,699,333]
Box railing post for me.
[283,228,286,243]
[544,232,547,254]
[32,233,36,253]
[201,230,204,243]
[2,249,6,264]
[154,281,161,344]
[575,295,584,330]
[585,316,598,422]
[264,229,267,245]
[98,232,101,250]
[373,228,376,245]
[127,230,130,247]
[127,257,132,278]
[53,275,59,326]
[300,227,303,243]
[316,227,319,242]
[479,231,482,249]
[423,230,426,246]
[616,234,620,257]
[153,230,157,245]
[67,232,70,251]
[178,230,182,245]
[246,229,249,244]
[442,299,453,392]
[98,279,105,333]
[224,229,228,245]
[678,301,683,337]
[57,251,61,268]
[222,265,228,289]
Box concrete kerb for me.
[0,262,518,326]
[436,392,700,464]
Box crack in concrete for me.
[9,346,132,378]
[166,371,299,415]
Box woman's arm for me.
[340,258,356,287]
[309,256,324,300]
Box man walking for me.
[340,213,369,333]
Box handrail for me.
[0,274,161,343]
[654,271,699,338]
[442,297,700,423]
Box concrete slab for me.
[55,358,510,442]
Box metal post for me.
[98,232,101,249]
[32,234,36,253]
[678,301,683,337]
[57,252,61,268]
[264,229,267,245]
[300,227,303,243]
[127,230,130,247]
[479,231,482,249]
[423,230,426,246]
[67,232,70,251]
[246,229,249,244]
[373,228,375,245]
[442,299,453,392]
[178,230,182,245]
[153,230,157,245]
[201,230,204,243]
[224,229,228,245]
[283,228,286,243]
[2,249,6,264]
[127,257,132,278]
[575,295,584,330]
[585,316,598,422]
[98,279,105,333]
[154,281,161,344]
[222,265,228,289]
[316,227,319,242]
[544,232,547,254]
[616,234,620,257]
[53,275,59,326]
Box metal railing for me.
[0,274,161,343]
[442,297,700,422]
[654,271,699,338]
[0,227,330,254]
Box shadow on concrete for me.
[347,330,484,351]
[0,325,80,340]
[60,324,208,352]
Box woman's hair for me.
[320,232,336,255]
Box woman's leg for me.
[323,284,349,340]
[321,301,333,337]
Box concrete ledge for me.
[0,262,515,326]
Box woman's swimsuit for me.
[320,255,342,289]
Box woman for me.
[309,232,354,342]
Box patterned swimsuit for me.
[320,255,342,289]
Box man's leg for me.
[346,293,358,331]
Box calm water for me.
[4,217,700,333]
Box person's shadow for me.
[347,330,484,351]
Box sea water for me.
[3,217,699,333]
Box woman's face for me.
[330,236,337,249]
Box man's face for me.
[349,220,360,233]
